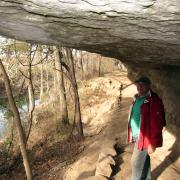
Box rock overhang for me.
[0,0,180,67]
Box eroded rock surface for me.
[0,0,180,66]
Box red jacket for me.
[127,90,166,150]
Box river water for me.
[0,112,6,138]
[0,99,40,140]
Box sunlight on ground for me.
[152,129,176,164]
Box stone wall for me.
[126,63,180,138]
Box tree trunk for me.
[66,48,84,138]
[54,46,69,125]
[28,79,35,113]
[45,64,49,93]
[79,51,84,80]
[84,54,89,79]
[53,59,57,95]
[0,60,33,180]
[39,63,44,101]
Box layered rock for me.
[0,0,180,66]
[0,0,180,137]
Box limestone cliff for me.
[0,0,180,65]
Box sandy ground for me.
[1,71,179,180]
[63,71,180,180]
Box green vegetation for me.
[0,95,26,119]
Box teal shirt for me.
[130,95,147,139]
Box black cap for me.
[135,76,151,85]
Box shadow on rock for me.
[110,144,125,179]
[152,138,180,179]
[76,169,96,180]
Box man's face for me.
[136,83,150,96]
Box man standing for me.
[128,76,166,180]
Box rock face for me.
[127,64,180,138]
[0,0,180,66]
[0,1,180,136]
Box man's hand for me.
[148,144,156,154]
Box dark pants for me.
[131,141,151,180]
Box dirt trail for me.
[63,72,133,180]
[63,71,180,180]
[2,71,179,179]
[112,99,180,180]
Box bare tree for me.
[79,51,84,80]
[65,48,84,138]
[45,64,49,93]
[38,45,50,100]
[0,59,33,180]
[39,62,44,101]
[18,44,37,144]
[54,46,69,125]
